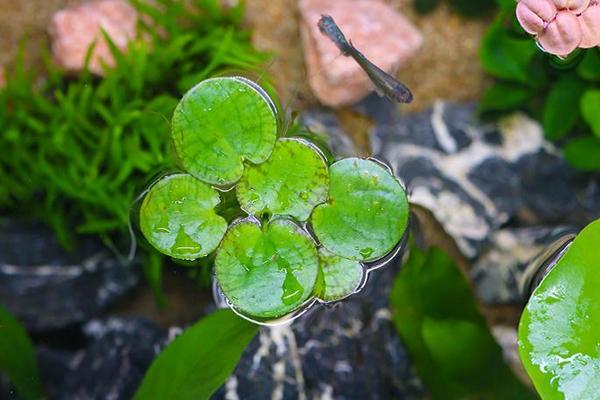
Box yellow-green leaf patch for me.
[215,218,319,319]
[311,158,409,262]
[171,77,278,186]
[314,248,364,302]
[140,173,227,260]
[236,138,329,221]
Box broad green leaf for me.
[134,309,258,400]
[311,158,409,262]
[564,136,600,171]
[140,173,227,260]
[577,49,600,82]
[171,77,278,185]
[390,246,536,400]
[215,218,319,319]
[518,219,600,400]
[479,82,531,113]
[543,74,586,140]
[480,18,537,83]
[581,90,600,138]
[236,138,329,221]
[0,305,44,400]
[314,248,364,302]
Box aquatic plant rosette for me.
[516,0,600,56]
[137,77,410,323]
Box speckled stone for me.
[0,218,139,331]
[471,226,576,304]
[370,98,600,258]
[214,260,425,400]
[299,0,422,107]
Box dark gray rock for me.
[0,219,139,331]
[214,260,425,400]
[369,99,600,258]
[471,226,576,304]
[57,317,166,400]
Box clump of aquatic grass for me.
[0,0,267,252]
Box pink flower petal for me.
[538,11,582,56]
[517,0,558,34]
[578,5,600,47]
[552,0,590,13]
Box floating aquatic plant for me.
[138,76,410,321]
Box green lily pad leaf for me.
[311,158,409,262]
[215,218,319,319]
[314,248,364,302]
[171,77,278,185]
[236,138,329,221]
[518,219,600,400]
[140,173,227,260]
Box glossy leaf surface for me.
[140,173,227,260]
[311,158,409,262]
[518,219,600,400]
[236,138,328,221]
[215,219,319,319]
[314,248,364,302]
[171,77,278,185]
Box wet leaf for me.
[134,309,258,400]
[140,173,227,260]
[236,138,329,221]
[171,77,278,185]
[311,158,409,262]
[518,219,600,400]
[314,248,364,302]
[215,218,319,319]
[0,305,44,400]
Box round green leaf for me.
[171,77,278,186]
[236,138,329,221]
[314,248,364,302]
[140,173,227,260]
[518,219,600,399]
[311,158,409,262]
[215,218,319,319]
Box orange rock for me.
[48,0,137,76]
[299,0,422,107]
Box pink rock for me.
[578,5,600,47]
[48,0,137,76]
[517,0,557,34]
[299,0,422,107]
[552,0,590,13]
[537,11,582,55]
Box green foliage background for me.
[479,1,600,171]
[0,0,266,253]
